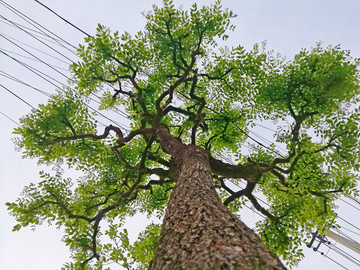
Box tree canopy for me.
[7,0,360,269]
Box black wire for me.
[2,35,130,126]
[0,49,67,89]
[0,0,78,51]
[235,125,285,157]
[329,243,360,266]
[348,195,360,206]
[340,226,360,237]
[317,249,349,270]
[254,122,277,132]
[0,14,74,62]
[0,111,20,125]
[0,70,52,97]
[2,31,130,121]
[1,10,132,121]
[0,49,119,127]
[0,17,57,39]
[340,198,360,212]
[0,36,130,129]
[0,19,70,50]
[338,216,360,232]
[0,33,71,75]
[34,0,92,38]
[0,33,71,64]
[0,83,35,109]
[248,129,287,154]
[0,33,75,89]
[0,47,69,71]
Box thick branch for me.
[51,124,124,143]
[271,169,289,188]
[246,193,279,222]
[223,182,255,206]
[147,152,171,167]
[163,105,196,117]
[155,124,184,157]
[198,67,234,80]
[209,157,263,183]
[137,179,174,191]
[220,178,235,195]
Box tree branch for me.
[223,182,255,206]
[198,67,234,80]
[51,125,124,144]
[246,193,279,222]
[155,50,200,120]
[209,157,263,183]
[137,179,174,192]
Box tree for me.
[7,0,360,269]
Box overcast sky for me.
[1,1,360,269]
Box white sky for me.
[1,0,360,269]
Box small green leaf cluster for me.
[258,44,359,117]
[103,223,161,270]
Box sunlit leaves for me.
[258,43,360,117]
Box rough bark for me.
[149,125,286,270]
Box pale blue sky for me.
[1,1,360,269]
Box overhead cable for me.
[34,0,92,38]
[0,0,78,51]
[0,83,34,109]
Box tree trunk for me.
[149,125,286,270]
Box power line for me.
[1,32,130,124]
[0,49,120,127]
[248,129,287,154]
[348,195,360,206]
[34,0,92,38]
[2,20,132,124]
[0,47,69,71]
[235,124,285,157]
[0,0,78,51]
[0,33,72,80]
[338,216,360,232]
[2,1,132,123]
[0,32,71,65]
[0,17,56,39]
[0,14,74,62]
[0,111,19,125]
[0,18,70,49]
[329,243,360,267]
[254,122,277,132]
[317,249,349,270]
[341,226,360,237]
[0,37,130,130]
[340,198,360,212]
[0,83,34,109]
[0,49,66,89]
[0,70,52,97]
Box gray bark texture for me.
[149,125,286,270]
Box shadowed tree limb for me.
[246,193,279,222]
[223,182,255,206]
[209,157,263,183]
[223,181,279,222]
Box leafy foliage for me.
[7,0,360,269]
